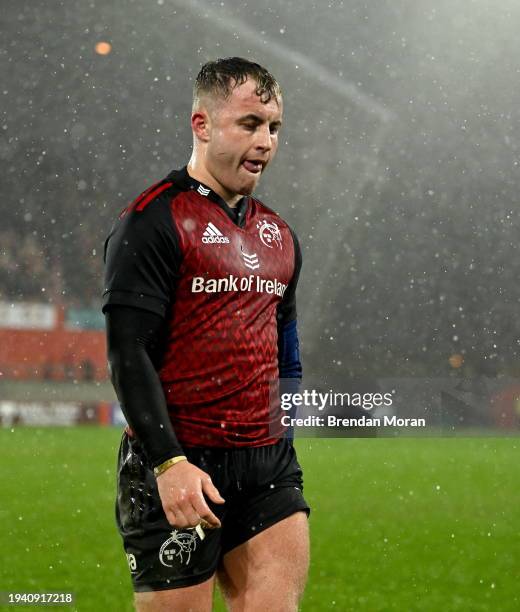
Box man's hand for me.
[156,460,225,529]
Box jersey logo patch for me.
[257,219,283,249]
[242,250,260,270]
[197,184,211,196]
[202,222,230,244]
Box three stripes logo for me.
[197,184,211,196]
[202,222,230,244]
[242,250,260,270]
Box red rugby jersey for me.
[103,165,302,447]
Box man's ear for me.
[191,110,211,143]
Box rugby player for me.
[102,56,310,611]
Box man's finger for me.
[166,506,189,529]
[165,509,177,527]
[175,495,202,528]
[184,507,203,528]
[192,493,221,528]
[199,518,219,530]
[201,477,225,504]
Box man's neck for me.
[186,162,242,209]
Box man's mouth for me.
[242,159,264,174]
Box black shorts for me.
[115,431,311,592]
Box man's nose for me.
[255,125,272,150]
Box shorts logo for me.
[159,530,199,567]
[257,219,282,249]
[202,222,230,244]
[126,553,137,573]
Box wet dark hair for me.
[193,56,282,111]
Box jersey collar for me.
[167,165,249,227]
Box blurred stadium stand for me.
[0,300,118,427]
[0,301,106,382]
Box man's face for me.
[200,78,283,197]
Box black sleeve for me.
[102,190,182,318]
[276,226,302,326]
[105,305,184,467]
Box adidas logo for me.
[242,251,259,270]
[197,184,210,196]
[202,222,230,244]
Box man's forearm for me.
[278,318,303,442]
[105,306,184,467]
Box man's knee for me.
[133,576,215,612]
[222,572,304,612]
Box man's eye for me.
[270,126,279,134]
[244,124,256,131]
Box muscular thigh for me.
[217,511,310,610]
[134,575,216,612]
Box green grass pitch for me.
[0,427,518,611]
